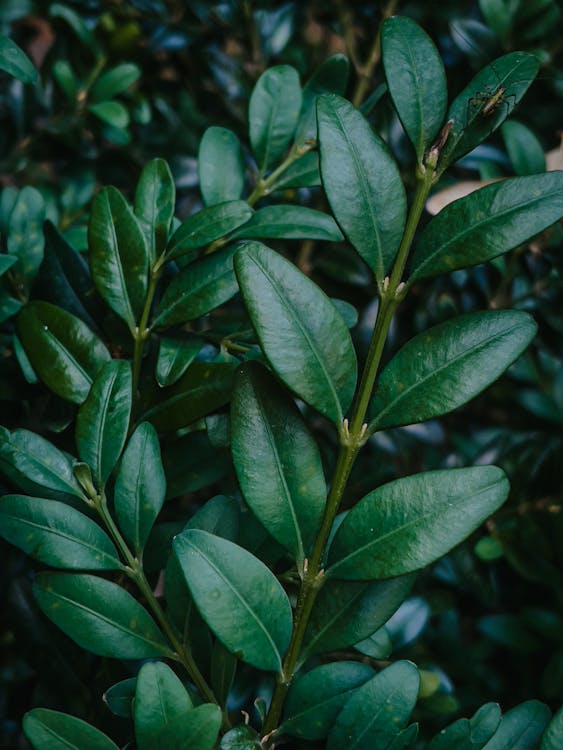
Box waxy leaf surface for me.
[24,709,119,750]
[482,701,551,750]
[134,158,175,260]
[199,126,246,205]
[231,205,343,241]
[166,201,252,260]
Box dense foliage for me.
[1,2,562,749]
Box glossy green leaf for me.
[410,173,563,283]
[103,677,137,718]
[0,495,121,570]
[17,302,110,404]
[88,186,149,328]
[427,703,501,750]
[268,150,321,190]
[220,726,262,749]
[302,575,415,659]
[142,361,235,432]
[156,704,222,750]
[52,59,79,99]
[437,52,539,172]
[0,34,37,83]
[327,466,509,580]
[134,158,175,261]
[156,335,202,387]
[389,725,419,750]
[186,495,240,540]
[88,101,130,128]
[6,186,45,291]
[541,706,563,750]
[231,205,343,241]
[317,94,406,280]
[199,126,246,206]
[381,16,447,162]
[154,246,239,326]
[13,334,38,384]
[235,241,357,424]
[166,200,252,260]
[231,362,325,563]
[134,661,192,750]
[114,422,166,554]
[90,62,141,101]
[502,120,546,176]
[295,54,350,144]
[173,529,292,672]
[0,254,17,276]
[355,626,393,659]
[76,360,132,488]
[249,65,302,171]
[281,662,375,740]
[369,311,537,431]
[24,709,119,750]
[482,700,551,749]
[327,661,420,750]
[0,427,84,500]
[34,572,172,658]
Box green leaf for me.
[381,16,447,162]
[0,34,37,84]
[0,254,17,276]
[88,186,149,328]
[76,360,132,488]
[234,241,357,425]
[0,495,122,570]
[326,466,509,580]
[173,529,292,672]
[281,662,375,740]
[317,94,406,280]
[427,703,501,750]
[231,362,326,563]
[220,726,262,749]
[34,572,172,659]
[295,54,350,144]
[17,301,111,404]
[198,126,246,206]
[103,677,137,718]
[502,120,546,176]
[389,725,419,750]
[0,427,84,500]
[302,575,415,659]
[52,60,79,100]
[154,246,239,327]
[355,626,393,659]
[114,422,166,554]
[24,708,119,750]
[268,150,321,190]
[6,186,45,292]
[437,52,539,172]
[156,335,202,387]
[156,704,222,750]
[88,101,130,128]
[134,158,176,261]
[50,3,98,50]
[163,433,230,499]
[483,700,551,750]
[541,706,563,750]
[327,661,420,750]
[142,361,235,432]
[166,201,252,260]
[231,205,343,241]
[13,334,38,384]
[249,65,302,171]
[409,173,563,282]
[90,62,141,101]
[134,661,192,750]
[369,311,537,431]
[211,639,237,706]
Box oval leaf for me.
[76,360,132,488]
[369,310,537,431]
[483,700,551,750]
[327,661,420,750]
[231,205,343,241]
[281,662,375,740]
[410,173,563,282]
[173,529,292,672]
[249,65,302,171]
[17,301,110,404]
[90,62,141,101]
[295,54,350,144]
[0,495,122,570]
[382,16,447,162]
[134,661,192,750]
[234,241,357,425]
[502,120,546,176]
[231,362,326,563]
[541,706,563,750]
[88,186,149,328]
[0,34,38,84]
[114,422,166,554]
[156,336,202,387]
[34,572,172,659]
[427,702,501,750]
[166,201,253,260]
[103,678,137,718]
[317,94,406,280]
[199,126,246,206]
[134,158,175,260]
[327,466,509,580]
[24,709,119,750]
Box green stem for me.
[131,257,165,408]
[262,167,435,741]
[246,143,314,207]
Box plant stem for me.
[131,257,164,408]
[262,166,435,741]
[246,143,314,207]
